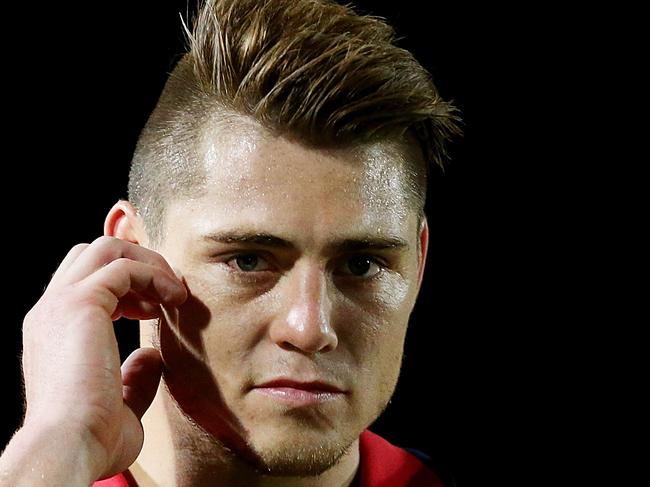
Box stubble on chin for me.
[163,387,360,479]
[242,430,357,477]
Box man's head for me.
[127,0,460,249]
[113,0,460,478]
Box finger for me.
[79,258,187,316]
[58,236,179,287]
[46,243,90,290]
[121,348,163,420]
[111,293,163,321]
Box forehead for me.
[167,122,415,242]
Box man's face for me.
[152,123,428,475]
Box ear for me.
[416,216,429,293]
[104,200,149,247]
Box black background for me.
[0,1,578,486]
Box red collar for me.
[93,469,138,487]
[358,429,443,487]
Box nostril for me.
[279,341,301,352]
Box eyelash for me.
[222,253,386,280]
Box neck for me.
[133,384,360,487]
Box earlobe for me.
[104,200,147,246]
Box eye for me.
[342,255,383,279]
[222,253,384,279]
[226,253,271,273]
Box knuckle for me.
[104,257,132,272]
[92,235,118,245]
[71,242,90,253]
[92,235,117,247]
[22,306,38,332]
[90,236,124,265]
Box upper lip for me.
[254,378,345,393]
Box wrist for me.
[0,420,107,486]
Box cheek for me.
[339,271,412,352]
[369,271,412,314]
[184,272,273,366]
[335,275,412,405]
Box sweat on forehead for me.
[131,106,428,249]
[195,115,422,210]
[161,122,420,258]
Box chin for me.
[241,425,357,477]
[227,386,385,477]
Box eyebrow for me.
[201,230,409,253]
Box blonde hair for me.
[129,0,461,246]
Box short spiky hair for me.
[128,0,461,247]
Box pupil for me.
[237,254,258,271]
[349,257,370,276]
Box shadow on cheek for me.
[157,286,251,454]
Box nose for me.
[269,262,338,354]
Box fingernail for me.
[171,266,184,281]
[169,268,187,298]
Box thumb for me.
[121,347,163,419]
[100,348,163,478]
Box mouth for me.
[251,378,347,407]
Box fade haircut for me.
[128,0,461,248]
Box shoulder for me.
[359,430,456,487]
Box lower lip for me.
[253,387,344,406]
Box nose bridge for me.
[293,263,329,325]
[271,259,338,354]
